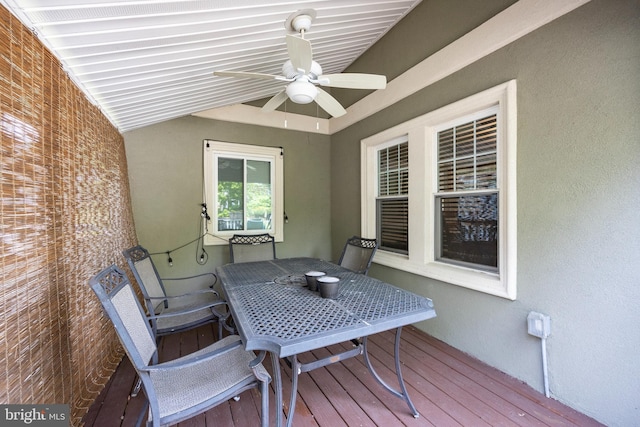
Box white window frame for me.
[361,80,517,299]
[203,140,284,245]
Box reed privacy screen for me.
[1,5,137,424]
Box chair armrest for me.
[249,350,271,384]
[141,336,244,371]
[148,288,221,300]
[161,273,219,295]
[147,300,230,320]
[161,272,217,287]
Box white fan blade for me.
[262,90,288,112]
[214,71,283,81]
[286,35,312,73]
[316,73,386,89]
[315,88,347,117]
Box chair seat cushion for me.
[155,291,223,335]
[150,335,267,421]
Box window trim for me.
[203,140,284,245]
[361,80,517,299]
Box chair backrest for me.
[229,233,276,263]
[122,245,167,314]
[338,236,378,275]
[89,265,157,370]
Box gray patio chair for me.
[337,236,378,275]
[123,245,232,340]
[228,233,276,263]
[89,265,270,427]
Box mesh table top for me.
[217,258,436,357]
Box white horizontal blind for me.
[377,141,409,253]
[438,114,497,191]
[436,113,498,270]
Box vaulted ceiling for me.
[2,0,423,132]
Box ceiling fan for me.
[213,9,387,118]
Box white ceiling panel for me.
[2,0,423,132]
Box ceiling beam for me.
[193,0,592,135]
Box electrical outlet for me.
[527,311,551,338]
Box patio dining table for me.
[216,257,436,427]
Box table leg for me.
[286,355,301,427]
[271,352,283,427]
[283,345,363,427]
[363,327,419,418]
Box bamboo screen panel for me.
[1,6,137,425]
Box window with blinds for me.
[436,113,498,270]
[377,140,409,254]
[361,81,516,299]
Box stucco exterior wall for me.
[123,115,333,280]
[330,1,640,425]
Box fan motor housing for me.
[282,60,322,79]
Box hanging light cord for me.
[150,204,210,265]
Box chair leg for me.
[217,320,223,340]
[220,315,237,335]
[135,400,148,427]
[260,379,269,427]
[227,317,237,334]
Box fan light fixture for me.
[286,80,317,104]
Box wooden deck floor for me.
[83,324,603,427]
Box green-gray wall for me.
[124,116,333,280]
[331,1,639,426]
[123,0,639,425]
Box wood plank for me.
[86,324,605,427]
[374,332,553,425]
[309,345,416,427]
[204,399,235,427]
[194,323,216,350]
[177,327,200,357]
[340,337,492,427]
[329,341,451,427]
[158,331,181,363]
[228,388,264,427]
[277,356,326,427]
[298,349,373,426]
[120,384,147,427]
[368,331,533,427]
[177,412,205,427]
[87,356,137,427]
[401,327,604,426]
[81,368,115,426]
